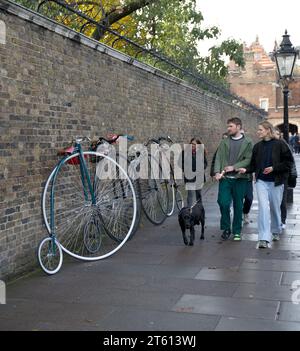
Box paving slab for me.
[78,288,182,312]
[215,316,300,331]
[95,308,220,331]
[172,294,279,320]
[281,272,300,286]
[0,298,116,331]
[248,248,300,260]
[278,302,300,322]
[195,267,282,284]
[233,282,296,302]
[121,276,239,297]
[241,258,300,272]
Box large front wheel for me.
[42,151,137,261]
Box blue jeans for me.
[256,180,284,242]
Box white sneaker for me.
[258,240,268,248]
[243,213,250,224]
[281,223,286,230]
[272,233,280,241]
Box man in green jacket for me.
[214,117,253,241]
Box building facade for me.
[228,36,300,134]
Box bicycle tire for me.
[138,154,169,225]
[42,151,137,261]
[37,237,63,275]
[116,152,142,239]
[175,188,184,211]
[159,152,175,217]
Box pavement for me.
[1,157,300,331]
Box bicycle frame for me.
[49,142,96,239]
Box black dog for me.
[178,203,205,246]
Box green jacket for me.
[213,135,253,179]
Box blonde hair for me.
[258,121,275,139]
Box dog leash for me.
[189,198,202,211]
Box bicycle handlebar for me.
[59,134,134,155]
[98,134,134,144]
[72,136,91,143]
[145,138,159,146]
[145,136,174,146]
[159,136,173,143]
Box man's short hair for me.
[227,117,242,127]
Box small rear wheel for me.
[83,216,102,253]
[37,237,63,275]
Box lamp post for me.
[273,30,298,143]
[273,30,298,203]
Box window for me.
[260,98,269,111]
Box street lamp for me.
[273,30,299,204]
[273,30,298,143]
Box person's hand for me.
[224,166,234,172]
[214,171,225,181]
[263,167,273,174]
[237,168,247,174]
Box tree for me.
[14,0,245,83]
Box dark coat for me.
[246,139,294,186]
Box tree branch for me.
[91,0,157,40]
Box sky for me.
[196,0,300,56]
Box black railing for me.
[35,0,267,117]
